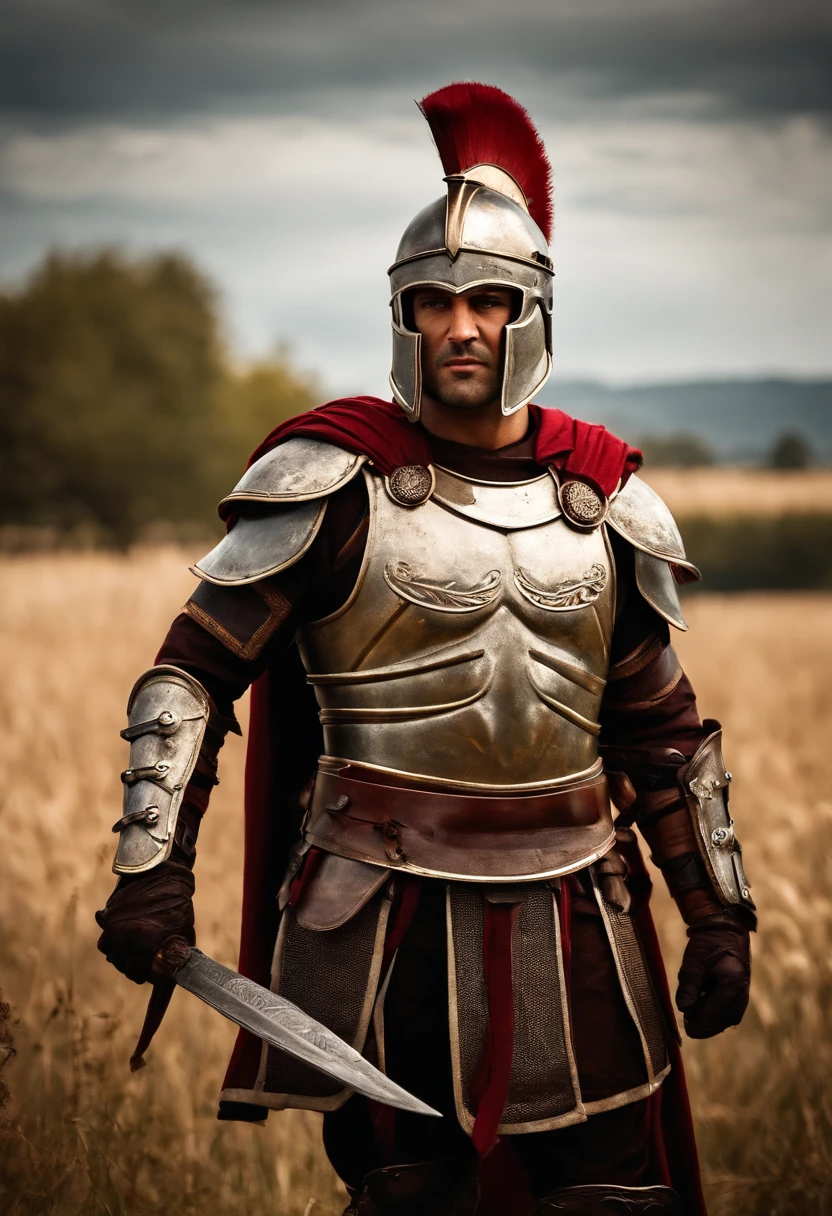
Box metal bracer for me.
[113,665,213,875]
[678,726,756,918]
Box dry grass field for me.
[1,549,831,1215]
[640,467,832,517]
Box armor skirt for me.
[220,850,671,1137]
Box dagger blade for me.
[174,948,440,1118]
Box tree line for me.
[0,248,821,555]
[0,250,318,546]
[637,431,816,469]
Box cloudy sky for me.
[1,0,830,395]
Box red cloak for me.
[218,397,705,1216]
[241,396,640,499]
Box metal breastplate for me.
[298,465,616,791]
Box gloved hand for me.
[676,913,751,1039]
[95,859,196,984]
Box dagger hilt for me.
[151,936,193,979]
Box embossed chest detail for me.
[514,563,608,611]
[383,560,608,615]
[384,562,502,613]
[299,469,616,790]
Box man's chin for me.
[429,375,501,412]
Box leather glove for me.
[676,913,751,1039]
[95,859,196,984]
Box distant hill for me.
[538,378,832,463]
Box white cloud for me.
[0,106,830,385]
[0,115,434,204]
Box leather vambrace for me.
[619,724,756,928]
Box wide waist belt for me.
[306,763,615,882]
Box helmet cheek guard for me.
[502,293,552,418]
[390,297,422,424]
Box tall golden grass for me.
[641,468,832,517]
[0,550,830,1215]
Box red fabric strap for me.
[288,846,325,908]
[472,900,521,1157]
[129,979,175,1073]
[382,875,422,972]
[368,876,424,1165]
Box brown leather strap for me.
[306,764,615,881]
[316,768,605,831]
[129,979,175,1072]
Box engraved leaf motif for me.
[384,562,502,613]
[514,563,608,611]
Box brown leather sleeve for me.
[637,805,724,924]
[184,579,292,662]
[603,535,723,923]
[604,640,684,713]
[602,530,704,756]
[600,641,705,759]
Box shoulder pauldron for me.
[607,475,700,631]
[193,438,367,587]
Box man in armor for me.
[96,83,754,1216]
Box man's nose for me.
[447,298,479,345]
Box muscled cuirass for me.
[298,465,616,790]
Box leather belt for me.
[306,763,615,882]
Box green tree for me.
[767,432,812,470]
[0,250,318,545]
[210,356,320,496]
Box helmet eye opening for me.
[399,285,523,334]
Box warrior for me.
[96,83,755,1216]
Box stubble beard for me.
[422,342,502,412]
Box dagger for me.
[143,940,439,1118]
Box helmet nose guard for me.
[388,85,555,423]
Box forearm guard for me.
[677,726,756,920]
[112,665,218,875]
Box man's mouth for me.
[442,358,485,371]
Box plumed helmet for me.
[389,82,554,422]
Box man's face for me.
[411,285,516,411]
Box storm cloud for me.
[2,0,830,125]
[1,0,830,389]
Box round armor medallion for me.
[559,479,607,529]
[386,464,434,507]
